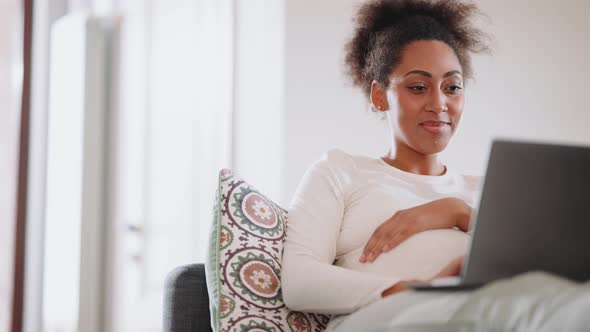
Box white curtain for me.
[108,0,234,330]
[38,0,235,331]
[140,0,234,284]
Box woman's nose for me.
[426,90,448,113]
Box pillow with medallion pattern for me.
[206,169,331,332]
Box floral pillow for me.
[206,169,331,332]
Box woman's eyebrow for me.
[444,70,462,78]
[403,70,463,78]
[404,70,432,78]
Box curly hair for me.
[344,0,491,97]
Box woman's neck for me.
[382,143,446,176]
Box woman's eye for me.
[446,85,463,94]
[407,86,427,92]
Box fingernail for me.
[359,255,365,262]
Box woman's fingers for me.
[361,231,406,263]
[363,231,392,262]
[362,230,406,263]
[384,229,409,252]
[360,233,380,262]
[361,236,384,262]
[360,214,417,263]
[373,231,411,261]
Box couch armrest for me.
[163,263,213,332]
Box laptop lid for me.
[461,139,590,285]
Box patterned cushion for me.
[206,169,331,332]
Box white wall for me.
[283,0,386,204]
[234,0,285,203]
[281,0,590,202]
[444,0,590,174]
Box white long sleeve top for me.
[281,149,481,315]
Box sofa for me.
[163,263,213,332]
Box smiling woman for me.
[372,40,468,162]
[280,0,490,329]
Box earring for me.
[371,104,387,112]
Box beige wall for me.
[282,0,590,203]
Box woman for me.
[281,0,490,328]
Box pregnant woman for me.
[281,0,490,329]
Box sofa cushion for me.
[206,169,331,332]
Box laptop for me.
[409,139,590,291]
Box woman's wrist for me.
[415,198,471,232]
[453,198,472,232]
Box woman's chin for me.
[416,139,451,155]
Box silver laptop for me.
[409,139,590,291]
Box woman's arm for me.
[360,197,472,263]
[282,151,399,314]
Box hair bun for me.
[345,0,491,97]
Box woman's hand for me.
[360,198,471,263]
[381,256,464,298]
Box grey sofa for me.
[164,264,213,332]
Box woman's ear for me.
[370,80,389,112]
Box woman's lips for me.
[419,121,450,134]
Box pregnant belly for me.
[337,229,470,281]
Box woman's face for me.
[374,40,465,155]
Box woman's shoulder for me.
[315,148,378,172]
[312,148,351,168]
[305,149,375,186]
